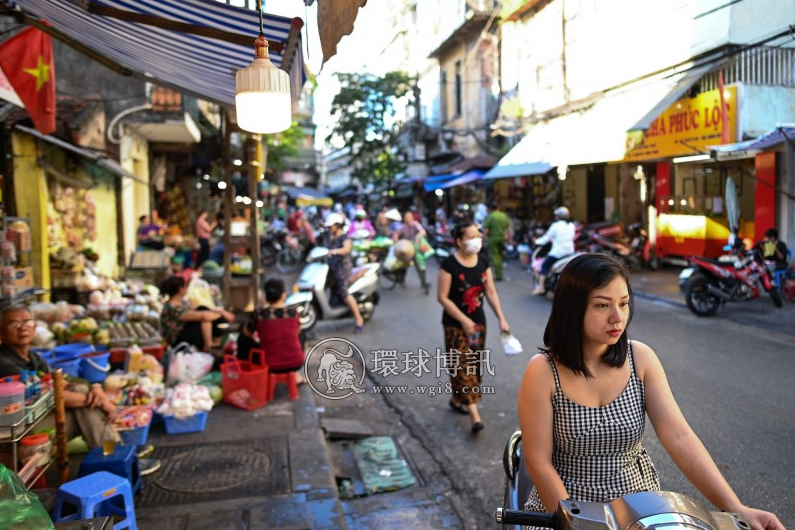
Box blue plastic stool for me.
[53,471,137,529]
[79,444,142,495]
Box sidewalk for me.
[135,384,345,529]
[630,266,795,337]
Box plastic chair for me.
[53,471,137,529]
[267,372,300,401]
[774,250,792,291]
[79,444,141,494]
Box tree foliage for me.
[326,71,415,186]
[262,121,304,177]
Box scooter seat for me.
[350,267,368,283]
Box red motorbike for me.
[681,243,783,316]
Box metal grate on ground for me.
[136,436,290,507]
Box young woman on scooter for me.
[517,253,782,530]
[437,221,511,434]
[325,213,365,333]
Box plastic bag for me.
[166,343,214,384]
[186,277,215,309]
[0,464,55,530]
[417,236,436,259]
[501,332,523,356]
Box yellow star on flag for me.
[23,55,50,91]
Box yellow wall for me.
[120,133,150,267]
[11,134,50,292]
[89,173,119,277]
[13,131,121,284]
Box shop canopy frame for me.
[1,0,308,108]
[484,62,718,180]
[709,124,795,154]
[16,124,147,185]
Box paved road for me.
[321,259,794,529]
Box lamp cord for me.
[258,0,264,37]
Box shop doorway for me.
[587,165,606,223]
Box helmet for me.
[554,206,570,219]
[324,212,345,227]
[355,209,366,219]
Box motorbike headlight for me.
[292,283,300,294]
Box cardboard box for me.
[12,266,34,292]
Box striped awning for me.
[2,0,307,108]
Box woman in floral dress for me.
[437,220,510,433]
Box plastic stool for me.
[53,471,137,529]
[267,372,300,401]
[79,444,141,495]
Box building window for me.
[454,60,462,117]
[440,70,448,123]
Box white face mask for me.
[464,237,482,255]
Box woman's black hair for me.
[160,276,186,298]
[451,220,475,247]
[542,253,633,378]
[264,278,286,304]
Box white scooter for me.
[286,246,380,331]
[497,430,749,530]
[530,243,583,295]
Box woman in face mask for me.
[437,221,511,434]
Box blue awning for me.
[436,169,485,190]
[709,124,795,153]
[423,174,458,192]
[3,0,307,108]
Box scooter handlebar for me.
[495,508,556,527]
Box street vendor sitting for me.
[159,276,234,352]
[0,305,162,474]
[0,305,119,449]
[253,279,305,386]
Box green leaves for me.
[327,71,415,186]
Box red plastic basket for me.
[221,348,269,411]
[142,344,165,361]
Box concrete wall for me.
[740,85,795,137]
[502,0,795,117]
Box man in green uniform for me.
[482,202,511,281]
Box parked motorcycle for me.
[429,228,456,265]
[497,430,749,530]
[627,222,659,270]
[680,242,783,316]
[285,246,380,331]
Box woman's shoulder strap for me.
[542,351,561,390]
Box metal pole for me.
[249,135,263,308]
[222,112,233,306]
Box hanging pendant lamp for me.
[235,2,291,134]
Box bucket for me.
[80,352,110,384]
[54,343,93,361]
[30,348,54,364]
[51,358,82,378]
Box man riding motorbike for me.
[532,206,576,296]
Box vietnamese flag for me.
[0,27,56,135]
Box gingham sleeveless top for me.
[525,342,660,512]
